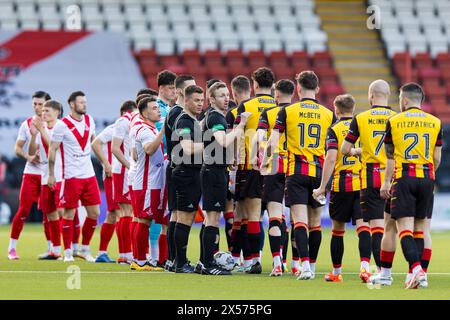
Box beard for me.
[75,106,86,114]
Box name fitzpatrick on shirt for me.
[395,120,436,129]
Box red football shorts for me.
[40,182,62,214]
[113,173,131,205]
[104,176,120,212]
[60,176,101,209]
[132,189,167,224]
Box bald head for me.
[368,80,390,106]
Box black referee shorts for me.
[235,169,263,201]
[172,165,201,213]
[390,177,434,220]
[200,165,228,212]
[329,191,362,225]
[166,164,176,211]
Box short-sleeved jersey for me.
[202,108,231,166]
[326,117,361,192]
[344,106,397,189]
[36,126,63,185]
[384,107,442,180]
[132,123,165,191]
[258,103,290,174]
[128,114,144,187]
[234,94,277,170]
[274,98,336,178]
[157,98,171,153]
[165,104,184,163]
[112,113,133,174]
[52,114,96,179]
[173,112,203,167]
[226,105,238,130]
[97,124,115,179]
[17,117,43,175]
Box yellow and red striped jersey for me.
[257,103,290,174]
[384,107,442,180]
[234,94,277,170]
[274,98,336,178]
[326,117,361,192]
[344,106,397,189]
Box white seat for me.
[306,42,327,54]
[85,20,105,31]
[215,23,234,34]
[241,38,261,53]
[151,23,170,34]
[235,22,256,34]
[279,25,300,37]
[107,20,126,32]
[177,37,197,53]
[198,38,219,52]
[134,38,153,51]
[430,43,448,58]
[156,40,176,55]
[189,4,207,16]
[263,39,283,53]
[258,23,277,35]
[409,43,428,56]
[219,35,240,51]
[129,22,149,33]
[387,43,406,58]
[0,19,19,30]
[0,4,15,19]
[42,19,62,31]
[285,41,305,54]
[21,20,40,30]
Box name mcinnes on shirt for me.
[395,120,437,129]
[367,118,388,125]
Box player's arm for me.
[91,136,112,177]
[28,124,39,157]
[381,120,395,199]
[213,114,249,148]
[341,117,360,156]
[112,119,130,169]
[434,126,443,171]
[178,118,203,156]
[48,140,61,188]
[143,126,165,156]
[15,122,37,163]
[313,128,339,198]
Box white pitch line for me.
[0,270,450,275]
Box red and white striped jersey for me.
[16,117,43,175]
[52,114,96,179]
[36,126,63,185]
[132,123,164,191]
[128,114,144,187]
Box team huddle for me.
[8,66,442,289]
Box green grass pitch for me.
[0,224,449,300]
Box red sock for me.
[43,214,51,242]
[72,211,80,244]
[10,212,26,240]
[49,219,61,247]
[158,233,168,264]
[99,222,116,251]
[116,219,123,255]
[81,217,97,246]
[131,221,138,254]
[61,218,74,250]
[136,222,149,261]
[120,216,133,254]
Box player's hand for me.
[32,117,44,133]
[238,112,252,127]
[380,181,391,200]
[30,153,40,164]
[103,162,112,177]
[312,187,326,200]
[29,122,38,136]
[352,148,362,156]
[48,175,55,189]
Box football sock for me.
[203,226,219,268]
[268,218,282,267]
[413,231,425,259]
[291,226,300,265]
[49,219,61,248]
[158,233,168,265]
[72,211,80,247]
[43,214,51,243]
[167,221,176,262]
[331,229,345,274]
[259,220,265,251]
[131,221,138,257]
[214,227,220,254]
[241,222,252,263]
[136,222,149,261]
[116,219,124,257]
[99,222,115,252]
[199,223,205,264]
[400,230,421,273]
[230,221,242,262]
[8,239,17,251]
[224,211,234,251]
[421,248,432,272]
[120,216,133,255]
[149,222,161,262]
[248,221,261,264]
[174,223,191,268]
[356,226,371,270]
[380,250,395,278]
[308,226,322,269]
[371,227,384,268]
[81,217,97,246]
[61,218,74,251]
[294,222,309,269]
[281,219,288,263]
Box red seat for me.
[183,49,202,69]
[414,52,433,70]
[269,51,290,70]
[140,61,160,77]
[312,51,332,68]
[436,52,450,69]
[291,51,310,72]
[248,50,267,70]
[159,55,180,68]
[204,50,224,67]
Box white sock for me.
[72,243,79,252]
[380,267,392,278]
[283,262,287,270]
[8,239,17,251]
[53,246,61,255]
[81,245,90,252]
[273,255,282,267]
[64,249,73,257]
[47,241,52,252]
[233,256,240,265]
[125,252,133,260]
[258,251,262,263]
[310,262,316,273]
[244,259,252,268]
[137,259,147,266]
[150,245,159,263]
[119,253,125,259]
[292,260,300,270]
[333,267,342,275]
[360,260,370,271]
[97,250,107,256]
[301,260,311,271]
